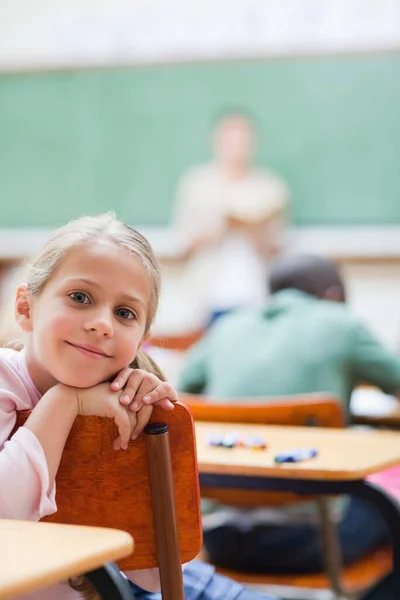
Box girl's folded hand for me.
[110,367,178,412]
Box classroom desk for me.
[195,422,400,592]
[0,519,133,600]
[351,388,400,428]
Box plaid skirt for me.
[128,561,276,600]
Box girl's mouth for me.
[66,341,111,359]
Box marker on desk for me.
[222,432,240,448]
[206,433,224,447]
[274,448,318,464]
[245,436,267,450]
[206,431,239,448]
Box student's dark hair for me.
[268,254,346,302]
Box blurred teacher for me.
[173,111,290,323]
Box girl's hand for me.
[74,383,133,450]
[114,404,154,449]
[110,368,178,412]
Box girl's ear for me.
[15,284,34,332]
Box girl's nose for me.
[84,310,114,337]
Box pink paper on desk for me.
[367,465,400,503]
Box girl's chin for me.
[57,375,104,389]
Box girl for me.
[0,213,274,600]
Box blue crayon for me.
[274,448,318,464]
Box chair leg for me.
[316,497,349,599]
[85,562,133,599]
[145,422,185,600]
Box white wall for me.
[344,264,400,351]
[1,0,399,71]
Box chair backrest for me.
[181,392,345,428]
[14,402,202,572]
[148,330,204,352]
[181,392,345,507]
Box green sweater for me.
[179,289,400,414]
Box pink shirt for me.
[0,348,160,599]
[368,466,400,502]
[0,348,56,520]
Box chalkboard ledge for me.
[0,227,186,264]
[287,226,400,264]
[1,226,400,265]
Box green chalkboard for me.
[1,54,400,227]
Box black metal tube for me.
[85,562,133,599]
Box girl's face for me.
[16,241,153,393]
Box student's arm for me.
[348,321,400,396]
[127,569,161,593]
[0,383,132,520]
[0,387,70,520]
[22,384,80,489]
[127,563,190,593]
[178,335,211,394]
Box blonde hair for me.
[27,212,160,333]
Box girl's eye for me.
[115,307,136,320]
[69,291,90,304]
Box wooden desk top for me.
[351,388,400,427]
[195,422,400,481]
[0,520,133,600]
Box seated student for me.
[178,254,400,575]
[0,213,276,600]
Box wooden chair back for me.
[148,330,204,352]
[181,392,345,507]
[14,402,202,573]
[181,391,345,427]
